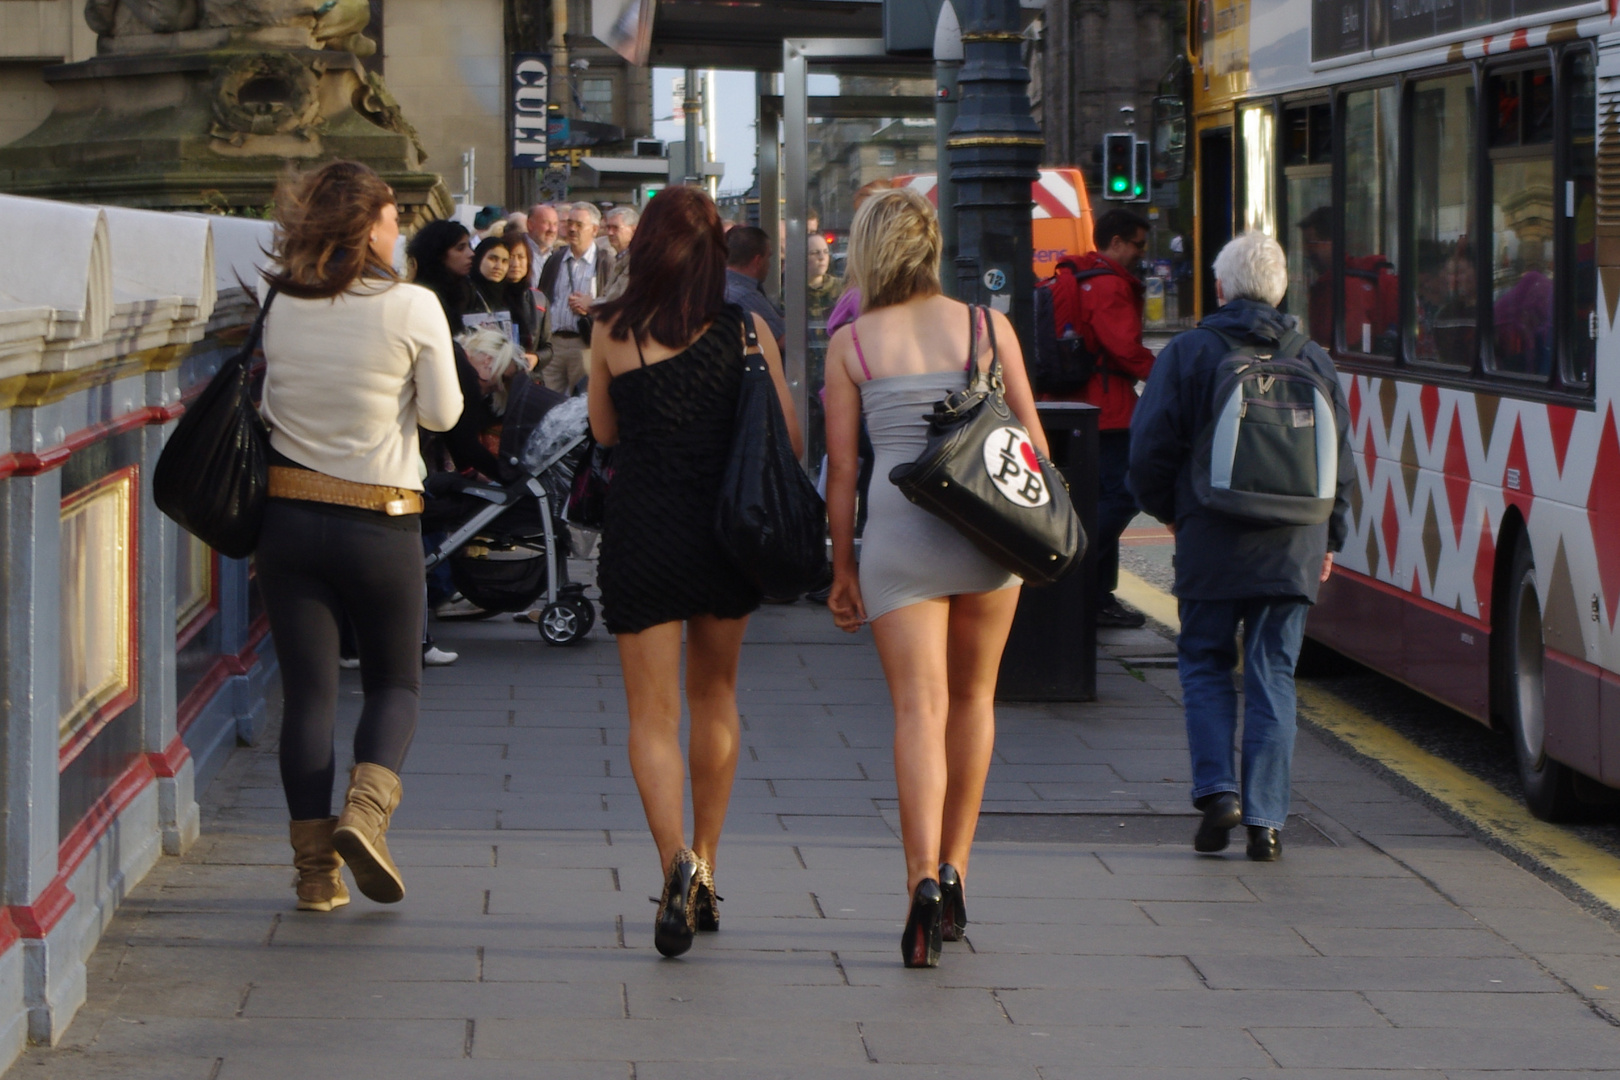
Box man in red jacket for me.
[1049,208,1155,627]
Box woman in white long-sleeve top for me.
[256,161,463,912]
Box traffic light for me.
[1132,138,1151,202]
[1102,133,1135,201]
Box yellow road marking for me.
[1114,569,1620,911]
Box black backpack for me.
[1190,327,1340,527]
[1031,260,1111,395]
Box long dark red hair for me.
[595,185,728,347]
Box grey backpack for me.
[1190,327,1339,527]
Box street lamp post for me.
[946,0,1042,348]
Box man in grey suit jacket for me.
[536,203,613,392]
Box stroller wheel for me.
[538,598,592,646]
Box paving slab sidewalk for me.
[13,601,1620,1079]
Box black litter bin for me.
[996,402,1099,701]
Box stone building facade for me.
[1031,0,1183,184]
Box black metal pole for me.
[947,0,1042,348]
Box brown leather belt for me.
[268,466,424,517]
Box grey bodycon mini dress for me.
[857,369,1019,623]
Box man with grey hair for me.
[537,202,611,391]
[600,205,638,301]
[1127,231,1353,864]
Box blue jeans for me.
[1177,597,1309,830]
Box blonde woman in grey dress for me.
[823,188,1049,968]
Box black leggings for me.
[257,500,425,820]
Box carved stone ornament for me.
[210,52,322,143]
[354,71,428,163]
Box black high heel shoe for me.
[654,849,698,958]
[938,863,967,942]
[693,856,721,932]
[901,878,944,969]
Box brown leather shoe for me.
[332,763,405,903]
[289,818,350,912]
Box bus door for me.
[1198,127,1232,318]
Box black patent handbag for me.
[153,288,277,559]
[714,308,831,598]
[888,305,1085,587]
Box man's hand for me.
[568,291,591,315]
[1320,552,1334,583]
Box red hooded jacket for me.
[1041,252,1156,431]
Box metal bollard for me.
[996,402,1099,702]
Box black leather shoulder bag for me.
[887,305,1086,587]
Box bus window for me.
[1283,102,1332,346]
[1564,49,1596,390]
[1487,65,1556,379]
[1240,103,1277,236]
[1411,73,1477,369]
[1341,86,1399,358]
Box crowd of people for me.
[246,160,1352,971]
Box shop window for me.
[581,77,614,121]
[1410,72,1477,369]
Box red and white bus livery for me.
[1188,0,1620,817]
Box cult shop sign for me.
[513,52,550,169]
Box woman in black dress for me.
[589,186,800,958]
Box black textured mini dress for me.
[597,314,761,634]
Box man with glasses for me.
[600,205,638,302]
[537,202,612,392]
[1046,208,1156,629]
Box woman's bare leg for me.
[685,614,750,869]
[870,599,953,895]
[939,587,1021,884]
[616,621,688,873]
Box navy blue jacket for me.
[1127,299,1354,603]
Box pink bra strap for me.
[851,322,873,380]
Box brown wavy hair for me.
[594,185,728,347]
[262,161,399,299]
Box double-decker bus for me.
[1186,0,1616,819]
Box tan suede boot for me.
[332,762,405,903]
[288,818,350,912]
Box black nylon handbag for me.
[714,310,830,598]
[153,288,277,560]
[888,305,1085,587]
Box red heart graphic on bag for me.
[1019,440,1039,472]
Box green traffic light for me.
[1133,183,1144,196]
[1110,177,1128,193]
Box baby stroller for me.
[423,379,597,646]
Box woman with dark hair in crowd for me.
[258,161,462,912]
[405,219,476,328]
[589,186,800,958]
[502,230,550,370]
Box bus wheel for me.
[1503,539,1579,821]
